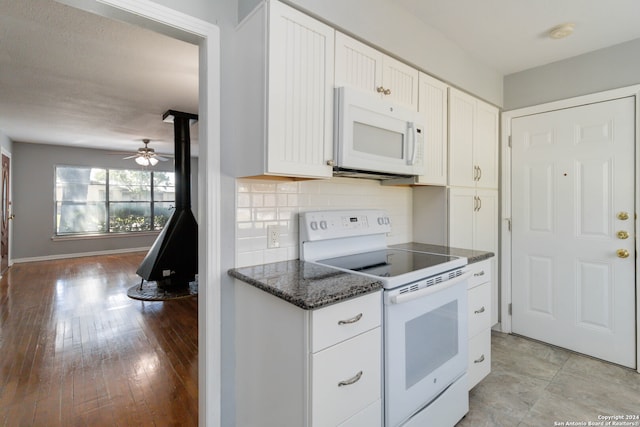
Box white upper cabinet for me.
[233,0,335,179]
[335,32,419,111]
[448,88,499,189]
[415,72,448,186]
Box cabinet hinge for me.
[506,218,512,232]
[508,135,512,148]
[508,303,512,315]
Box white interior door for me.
[511,96,636,368]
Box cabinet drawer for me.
[311,328,381,426]
[311,291,381,352]
[337,399,381,427]
[468,282,491,338]
[468,328,491,390]
[468,259,491,289]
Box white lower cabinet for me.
[466,259,493,389]
[468,329,491,389]
[235,281,382,427]
[311,328,381,426]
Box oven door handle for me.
[390,271,472,305]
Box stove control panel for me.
[300,210,391,241]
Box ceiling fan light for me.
[135,156,149,166]
[149,157,159,166]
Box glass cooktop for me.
[316,248,462,279]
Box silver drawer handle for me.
[338,371,363,387]
[474,354,485,364]
[474,271,485,277]
[338,313,362,325]
[474,306,486,314]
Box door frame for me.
[55,0,221,424]
[0,148,11,275]
[501,85,640,372]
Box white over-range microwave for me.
[333,86,425,179]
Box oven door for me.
[384,271,470,427]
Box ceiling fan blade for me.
[155,156,170,161]
[122,155,139,159]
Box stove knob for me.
[310,221,318,230]
[319,220,328,230]
[377,217,384,225]
[385,217,390,225]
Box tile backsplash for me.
[235,177,413,267]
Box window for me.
[55,166,175,236]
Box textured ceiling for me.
[0,0,199,156]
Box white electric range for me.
[300,209,470,427]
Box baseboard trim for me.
[11,247,150,264]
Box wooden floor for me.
[0,253,198,426]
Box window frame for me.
[54,165,175,237]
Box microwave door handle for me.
[390,271,472,305]
[407,122,418,165]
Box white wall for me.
[504,38,640,110]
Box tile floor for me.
[458,331,640,427]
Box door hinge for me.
[508,303,512,315]
[506,218,512,231]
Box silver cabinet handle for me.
[338,313,362,325]
[473,165,479,181]
[474,355,485,364]
[477,166,482,181]
[478,196,482,211]
[474,270,485,277]
[338,370,363,387]
[474,306,486,314]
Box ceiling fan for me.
[123,139,170,166]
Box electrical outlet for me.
[267,225,281,248]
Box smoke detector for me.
[549,23,575,39]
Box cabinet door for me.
[448,88,476,187]
[468,328,491,389]
[474,100,499,189]
[416,72,447,185]
[334,31,383,94]
[382,55,419,111]
[473,189,498,254]
[448,187,476,249]
[468,281,491,338]
[311,328,381,427]
[267,1,335,178]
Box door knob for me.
[617,231,629,239]
[617,212,629,220]
[616,249,630,258]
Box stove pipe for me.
[136,110,199,289]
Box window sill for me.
[51,231,161,242]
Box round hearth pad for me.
[127,281,198,301]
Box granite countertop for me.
[229,243,493,310]
[228,260,382,310]
[390,242,494,264]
